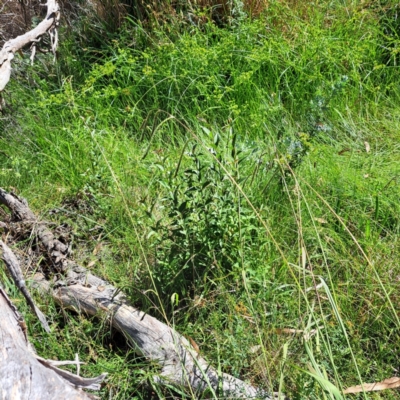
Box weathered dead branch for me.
[1,239,50,332]
[0,0,59,101]
[0,283,106,399]
[0,187,275,399]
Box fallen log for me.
[0,1,109,394]
[0,187,276,399]
[0,281,105,399]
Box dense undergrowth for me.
[1,0,400,399]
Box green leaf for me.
[214,132,220,146]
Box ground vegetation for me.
[1,0,400,399]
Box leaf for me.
[364,141,371,153]
[213,132,220,146]
[146,230,157,239]
[202,180,211,189]
[343,377,400,394]
[303,338,344,399]
[92,242,102,256]
[178,201,188,213]
[201,126,211,136]
[171,293,179,307]
[303,368,344,400]
[231,132,237,158]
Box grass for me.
[1,0,400,398]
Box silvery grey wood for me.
[0,286,100,400]
[0,52,12,92]
[0,240,51,332]
[34,270,270,399]
[0,0,59,95]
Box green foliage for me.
[2,1,400,399]
[147,132,266,297]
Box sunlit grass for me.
[1,0,400,398]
